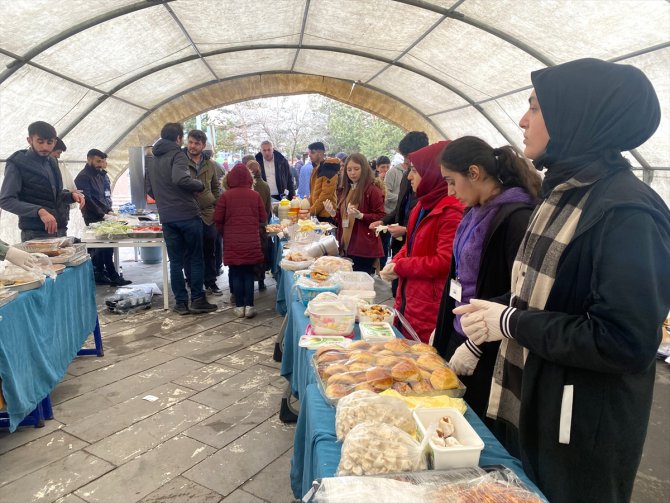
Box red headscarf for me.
[408,140,452,210]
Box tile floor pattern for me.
[0,252,668,502]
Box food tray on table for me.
[52,264,66,274]
[66,254,91,267]
[0,277,42,292]
[312,339,466,405]
[303,466,545,503]
[126,225,163,239]
[0,289,17,307]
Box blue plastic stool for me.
[77,316,104,357]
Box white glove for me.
[322,199,336,217]
[347,204,363,220]
[448,341,481,376]
[379,262,398,282]
[453,299,509,345]
[5,247,38,271]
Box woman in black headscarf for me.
[453,58,670,503]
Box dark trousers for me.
[90,248,119,278]
[184,221,218,288]
[380,233,391,269]
[215,234,223,271]
[229,264,255,307]
[163,217,204,304]
[350,256,376,275]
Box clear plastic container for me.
[308,301,356,336]
[339,289,376,303]
[334,271,375,291]
[413,407,484,470]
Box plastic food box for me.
[334,271,375,291]
[359,305,394,324]
[359,322,396,342]
[308,301,356,336]
[339,289,376,303]
[413,407,484,470]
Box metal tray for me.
[2,278,43,292]
[0,290,17,308]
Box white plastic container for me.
[359,322,396,342]
[413,407,485,470]
[338,289,376,303]
[308,301,356,336]
[334,272,375,291]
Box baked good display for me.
[409,342,439,354]
[285,250,311,262]
[312,339,464,403]
[310,267,331,282]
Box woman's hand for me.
[323,199,336,217]
[347,204,363,220]
[387,224,406,238]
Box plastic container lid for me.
[334,271,375,291]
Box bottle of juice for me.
[299,196,311,220]
[278,197,290,222]
[289,196,301,223]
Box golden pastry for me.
[323,363,349,377]
[316,351,347,364]
[384,338,411,353]
[416,353,445,372]
[348,351,375,364]
[392,381,412,394]
[353,382,376,392]
[365,367,393,390]
[326,383,351,399]
[328,373,356,385]
[410,379,434,393]
[391,360,421,382]
[409,342,438,354]
[348,340,371,350]
[376,354,401,368]
[348,362,372,373]
[430,366,459,390]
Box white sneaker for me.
[233,306,245,318]
[244,306,256,318]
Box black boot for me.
[190,296,217,314]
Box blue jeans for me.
[184,221,218,288]
[163,217,204,304]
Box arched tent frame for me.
[1,0,668,187]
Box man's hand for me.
[5,247,38,271]
[387,224,406,238]
[323,199,336,217]
[38,208,57,234]
[369,220,382,230]
[72,191,85,209]
[453,299,509,344]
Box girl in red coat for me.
[381,141,464,342]
[325,153,385,274]
[214,163,267,318]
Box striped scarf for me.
[486,173,600,428]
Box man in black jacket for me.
[255,141,295,200]
[146,123,217,315]
[75,149,131,286]
[0,121,85,241]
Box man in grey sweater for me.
[146,123,217,315]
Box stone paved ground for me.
[0,251,667,502]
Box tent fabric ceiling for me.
[0,0,668,186]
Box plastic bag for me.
[335,390,415,441]
[105,287,153,313]
[337,421,426,476]
[312,256,353,273]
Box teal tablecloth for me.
[0,260,97,431]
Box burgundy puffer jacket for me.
[214,164,268,266]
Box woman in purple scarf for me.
[432,136,541,427]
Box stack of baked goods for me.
[313,339,464,403]
[312,256,353,273]
[280,249,315,271]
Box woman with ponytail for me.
[433,136,541,424]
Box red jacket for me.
[214,165,268,266]
[393,195,463,342]
[335,182,385,258]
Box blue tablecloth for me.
[0,260,97,431]
[291,384,546,499]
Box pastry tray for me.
[2,278,43,293]
[0,290,17,308]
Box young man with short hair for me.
[0,121,85,241]
[184,129,222,296]
[146,123,217,315]
[307,141,338,223]
[75,149,131,286]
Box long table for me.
[276,268,545,500]
[0,260,98,431]
[82,236,169,310]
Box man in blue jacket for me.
[0,121,85,241]
[75,149,131,286]
[146,123,217,315]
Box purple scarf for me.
[453,187,534,337]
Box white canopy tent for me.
[1,0,668,244]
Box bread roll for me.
[326,383,351,399]
[384,338,411,353]
[391,360,421,382]
[323,363,349,377]
[329,373,356,385]
[348,362,372,373]
[430,367,459,390]
[349,340,371,350]
[410,379,434,393]
[365,367,393,390]
[317,351,347,364]
[416,353,445,372]
[409,342,438,354]
[392,381,412,394]
[376,354,402,368]
[354,382,376,392]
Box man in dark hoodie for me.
[0,121,85,241]
[255,140,295,200]
[146,123,217,315]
